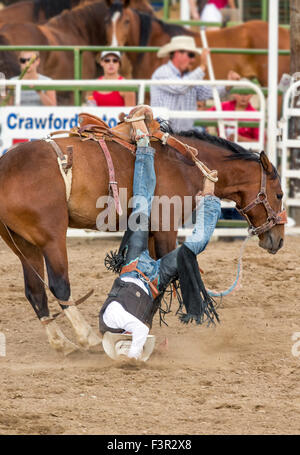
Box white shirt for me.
[103,277,150,359]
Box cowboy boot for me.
[126,105,153,145]
[158,247,180,292]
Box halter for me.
[237,163,287,236]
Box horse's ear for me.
[260,151,273,173]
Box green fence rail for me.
[0,44,290,106]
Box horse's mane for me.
[155,17,194,38]
[33,0,74,21]
[134,9,193,47]
[160,124,279,180]
[160,121,259,161]
[180,129,260,162]
[46,1,107,42]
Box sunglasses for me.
[103,58,119,63]
[179,51,196,58]
[19,57,32,64]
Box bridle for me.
[237,163,287,236]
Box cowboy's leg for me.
[158,173,221,291]
[183,195,221,255]
[125,145,156,263]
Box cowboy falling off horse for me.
[95,106,286,362]
[0,105,287,359]
[100,107,221,361]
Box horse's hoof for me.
[44,319,80,355]
[86,330,102,348]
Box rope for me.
[194,159,219,182]
[207,235,251,297]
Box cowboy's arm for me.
[151,66,206,95]
[37,89,57,106]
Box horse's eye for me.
[277,194,283,200]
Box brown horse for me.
[0,0,153,25]
[0,1,155,103]
[0,122,285,354]
[106,4,290,86]
[0,1,110,89]
[0,0,81,25]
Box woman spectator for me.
[86,51,135,107]
[209,80,260,143]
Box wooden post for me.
[290,0,300,223]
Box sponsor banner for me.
[0,106,169,156]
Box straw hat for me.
[157,35,202,58]
[102,332,156,362]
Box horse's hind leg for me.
[0,225,78,355]
[42,236,101,349]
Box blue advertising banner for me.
[0,106,169,156]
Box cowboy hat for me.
[102,332,156,362]
[157,35,202,58]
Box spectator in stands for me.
[10,51,56,106]
[86,51,136,107]
[150,35,240,132]
[188,0,237,26]
[209,79,260,143]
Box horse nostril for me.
[278,238,283,249]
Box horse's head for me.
[236,151,286,254]
[105,0,137,47]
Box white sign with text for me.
[0,106,169,156]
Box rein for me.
[237,163,287,236]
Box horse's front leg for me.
[42,237,102,350]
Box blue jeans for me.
[131,147,156,220]
[184,196,221,255]
[122,146,160,288]
[122,146,221,294]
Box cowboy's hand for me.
[227,70,240,81]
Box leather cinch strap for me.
[98,138,123,216]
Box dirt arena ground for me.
[0,234,299,435]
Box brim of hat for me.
[102,332,156,362]
[157,46,202,58]
[100,51,121,59]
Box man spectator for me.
[150,35,239,132]
[9,50,56,106]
